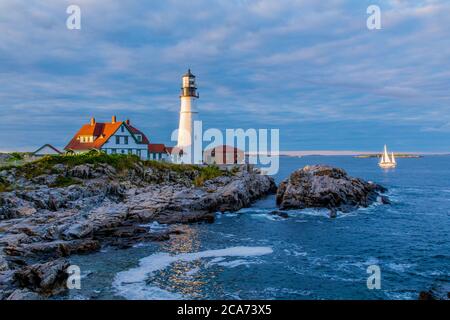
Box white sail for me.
[391,152,396,164]
[383,145,391,163]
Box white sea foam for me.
[386,262,415,272]
[250,213,284,221]
[113,246,273,300]
[216,259,256,268]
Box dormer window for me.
[79,136,94,143]
[136,134,142,142]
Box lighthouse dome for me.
[183,69,195,78]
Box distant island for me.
[354,154,422,159]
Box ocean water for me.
[62,156,450,300]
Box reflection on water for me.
[153,224,216,299]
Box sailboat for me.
[379,145,397,168]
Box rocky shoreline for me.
[0,156,276,299]
[0,157,395,300]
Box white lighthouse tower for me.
[176,69,200,164]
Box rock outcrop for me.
[0,158,276,299]
[276,165,387,214]
[419,282,450,300]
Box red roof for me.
[205,145,244,153]
[148,143,167,153]
[65,118,149,151]
[127,124,150,144]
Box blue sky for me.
[0,0,449,152]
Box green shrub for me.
[9,152,24,161]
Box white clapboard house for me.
[65,116,172,161]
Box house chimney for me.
[90,117,96,126]
[112,115,116,124]
[126,119,130,125]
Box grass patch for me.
[144,160,225,186]
[8,151,142,179]
[2,151,227,187]
[194,165,224,187]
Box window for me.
[121,149,125,154]
[116,136,120,144]
[136,135,142,142]
[124,136,129,145]
[112,149,117,154]
[121,126,124,133]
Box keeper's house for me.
[64,116,171,161]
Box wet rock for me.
[155,211,216,224]
[276,165,387,212]
[14,259,69,295]
[380,195,391,205]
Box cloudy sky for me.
[0,0,449,152]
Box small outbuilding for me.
[203,145,245,165]
[32,144,62,157]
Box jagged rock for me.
[7,289,42,300]
[276,165,387,212]
[52,164,66,173]
[69,164,95,179]
[5,240,101,258]
[62,221,93,239]
[14,259,69,295]
[32,174,59,186]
